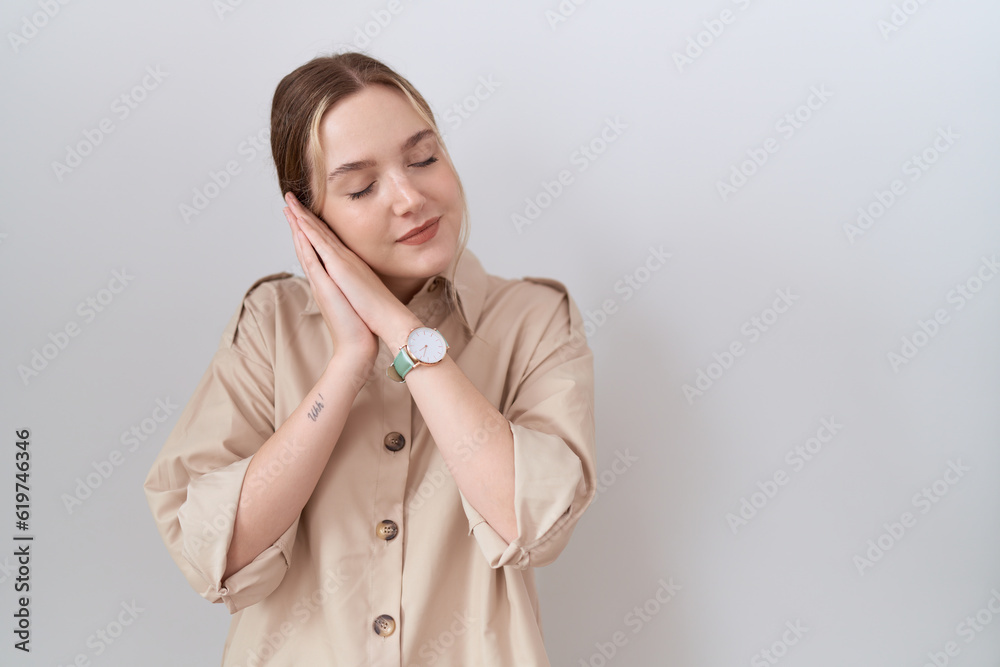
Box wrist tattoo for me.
[306,393,325,422]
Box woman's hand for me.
[283,192,415,347]
[285,205,378,373]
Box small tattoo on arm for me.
[307,393,324,422]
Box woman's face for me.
[315,85,462,302]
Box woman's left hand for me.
[283,192,411,344]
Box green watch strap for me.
[391,346,417,381]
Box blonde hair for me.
[270,52,473,335]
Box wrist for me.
[385,312,424,353]
[324,351,374,392]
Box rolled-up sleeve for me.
[144,277,300,613]
[460,278,597,570]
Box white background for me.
[2,0,999,665]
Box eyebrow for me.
[326,129,436,183]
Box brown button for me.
[428,277,443,292]
[383,432,405,452]
[373,614,395,636]
[376,520,398,541]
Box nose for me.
[387,171,426,217]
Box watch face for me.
[407,327,448,363]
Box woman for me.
[144,51,597,666]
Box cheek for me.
[325,214,390,265]
[433,168,462,205]
[318,206,354,242]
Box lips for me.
[398,216,440,242]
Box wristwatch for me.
[386,326,449,382]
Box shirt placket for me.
[369,340,411,667]
[368,279,449,665]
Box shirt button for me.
[428,277,442,292]
[375,520,399,541]
[383,432,405,452]
[373,614,396,637]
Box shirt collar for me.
[302,248,487,332]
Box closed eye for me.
[348,156,438,201]
[349,182,374,201]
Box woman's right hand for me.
[286,208,378,378]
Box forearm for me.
[408,356,517,542]
[222,354,368,580]
[385,313,517,543]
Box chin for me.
[413,248,455,277]
[409,230,458,264]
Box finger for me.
[284,192,322,229]
[295,217,344,273]
[293,226,361,328]
[285,193,346,250]
[286,209,312,272]
[296,210,342,254]
[285,204,337,263]
[288,216,328,285]
[294,225,327,282]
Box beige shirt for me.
[143,249,597,666]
